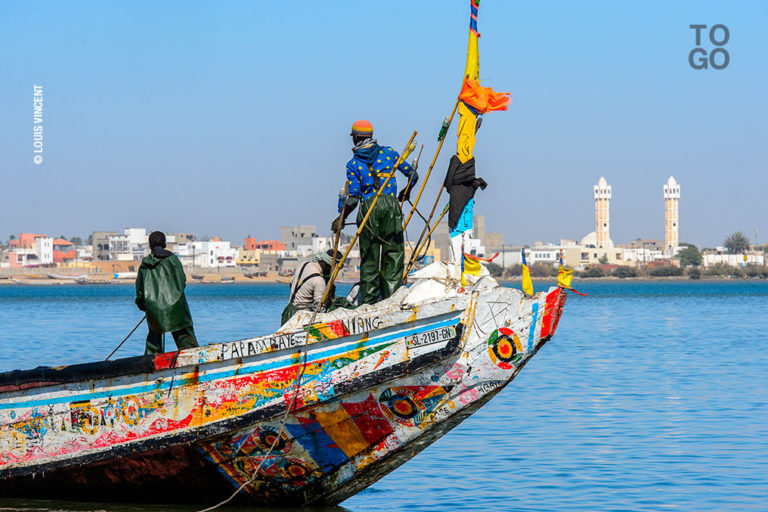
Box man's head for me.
[148,231,166,249]
[315,249,343,274]
[351,120,374,145]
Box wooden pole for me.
[399,144,424,209]
[403,186,446,275]
[403,203,449,279]
[330,182,349,272]
[313,131,418,316]
[402,99,460,231]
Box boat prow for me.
[0,262,567,505]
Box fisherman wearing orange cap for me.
[332,120,418,305]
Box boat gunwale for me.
[0,293,470,394]
[0,324,466,479]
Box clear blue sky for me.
[1,0,766,247]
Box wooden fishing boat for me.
[0,1,567,506]
[0,264,567,506]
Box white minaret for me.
[664,176,680,256]
[593,177,612,249]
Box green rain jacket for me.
[135,248,193,333]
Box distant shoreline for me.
[2,275,765,286]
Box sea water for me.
[0,281,766,511]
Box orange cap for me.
[350,120,374,137]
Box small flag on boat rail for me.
[557,251,587,296]
[521,249,534,297]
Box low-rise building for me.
[92,231,118,261]
[177,240,238,268]
[7,234,53,268]
[619,246,664,266]
[702,251,765,267]
[281,225,316,252]
[52,238,76,263]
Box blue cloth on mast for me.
[450,198,474,238]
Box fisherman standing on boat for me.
[331,120,418,305]
[135,231,198,354]
[281,249,342,325]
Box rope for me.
[105,315,146,361]
[402,99,460,231]
[198,130,417,512]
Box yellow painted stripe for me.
[313,406,370,458]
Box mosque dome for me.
[580,231,614,248]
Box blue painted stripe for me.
[1,315,461,410]
[527,303,539,352]
[286,418,347,471]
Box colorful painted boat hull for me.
[0,277,566,505]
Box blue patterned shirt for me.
[341,145,415,211]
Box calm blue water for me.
[0,281,766,511]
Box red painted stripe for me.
[341,394,394,445]
[154,351,178,370]
[539,290,559,339]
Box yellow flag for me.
[557,265,574,289]
[521,249,533,296]
[461,253,482,287]
[522,264,534,296]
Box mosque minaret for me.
[593,177,612,249]
[664,176,680,256]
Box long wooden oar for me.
[402,99,460,231]
[331,182,349,271]
[316,130,418,311]
[198,133,418,512]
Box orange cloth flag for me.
[459,77,511,114]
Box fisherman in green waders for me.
[135,231,198,354]
[331,120,418,305]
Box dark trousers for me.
[145,325,198,355]
[358,194,404,305]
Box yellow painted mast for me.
[456,0,481,164]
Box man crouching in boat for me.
[281,249,342,325]
[331,120,418,305]
[135,231,199,354]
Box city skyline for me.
[1,1,766,247]
[5,175,749,252]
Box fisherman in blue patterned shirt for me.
[331,120,418,305]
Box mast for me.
[456,0,481,164]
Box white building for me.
[312,236,333,254]
[7,236,53,267]
[108,234,131,261]
[702,253,765,267]
[463,238,486,258]
[125,228,147,247]
[528,244,561,266]
[105,228,149,261]
[35,236,53,264]
[177,240,238,268]
[622,246,664,265]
